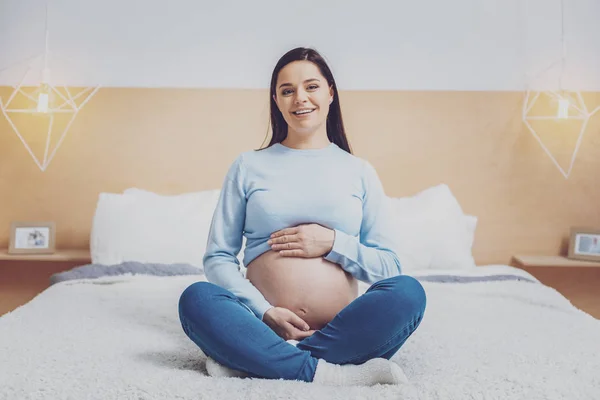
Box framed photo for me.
[8,221,56,255]
[567,227,600,262]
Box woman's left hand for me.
[268,224,335,258]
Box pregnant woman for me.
[178,47,427,386]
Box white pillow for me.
[90,189,221,269]
[464,214,478,250]
[387,184,477,272]
[123,188,248,267]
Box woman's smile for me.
[292,108,316,118]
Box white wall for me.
[0,0,599,90]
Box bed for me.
[1,263,599,400]
[1,185,599,400]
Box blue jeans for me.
[178,275,426,382]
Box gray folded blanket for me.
[50,261,203,285]
[50,262,536,285]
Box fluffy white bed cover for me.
[1,265,599,400]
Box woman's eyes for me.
[282,85,319,96]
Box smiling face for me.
[273,60,334,141]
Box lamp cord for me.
[559,0,565,92]
[43,0,49,75]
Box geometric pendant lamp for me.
[522,90,600,179]
[521,0,599,179]
[0,0,100,172]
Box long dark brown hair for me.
[257,47,352,154]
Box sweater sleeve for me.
[203,154,273,320]
[324,160,402,283]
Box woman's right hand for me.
[262,307,316,341]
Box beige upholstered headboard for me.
[1,87,599,265]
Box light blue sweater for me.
[203,142,402,319]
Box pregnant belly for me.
[246,250,359,331]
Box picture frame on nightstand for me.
[8,221,56,255]
[568,227,600,262]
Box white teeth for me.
[294,109,314,115]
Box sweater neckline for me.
[272,142,337,155]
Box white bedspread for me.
[1,265,599,400]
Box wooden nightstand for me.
[511,255,600,319]
[0,249,91,316]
